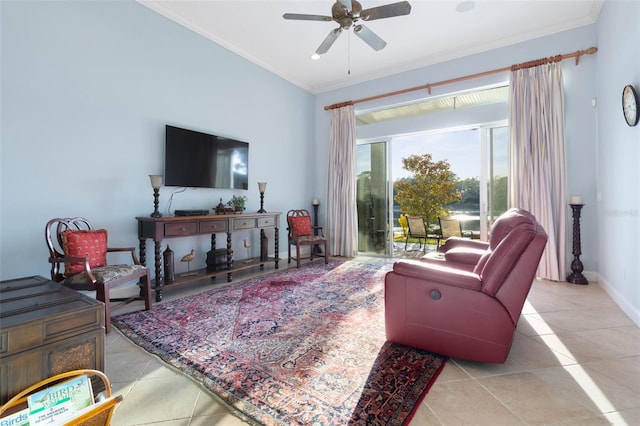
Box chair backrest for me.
[45,217,93,282]
[474,208,548,323]
[286,209,313,238]
[406,216,427,238]
[438,216,463,239]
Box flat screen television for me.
[164,125,249,190]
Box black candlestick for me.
[257,182,267,213]
[151,188,162,218]
[567,204,588,285]
[312,201,322,254]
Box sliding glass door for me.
[356,141,389,255]
[483,125,509,231]
[356,122,508,257]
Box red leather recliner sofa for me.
[384,208,548,363]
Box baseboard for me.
[598,273,640,327]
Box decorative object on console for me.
[257,181,267,213]
[149,175,163,218]
[180,249,195,274]
[567,201,588,284]
[260,232,268,261]
[206,248,232,271]
[228,195,247,212]
[243,239,252,263]
[163,245,175,283]
[214,198,230,215]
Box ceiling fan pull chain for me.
[348,30,351,75]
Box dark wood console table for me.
[136,212,280,302]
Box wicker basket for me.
[0,369,122,426]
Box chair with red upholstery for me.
[45,217,152,333]
[384,208,547,363]
[286,209,328,268]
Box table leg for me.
[274,226,279,269]
[154,240,163,302]
[226,232,233,282]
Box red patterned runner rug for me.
[113,259,446,425]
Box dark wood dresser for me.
[0,276,105,404]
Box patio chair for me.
[404,216,431,252]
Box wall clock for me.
[622,84,639,127]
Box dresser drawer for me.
[199,220,228,233]
[0,276,105,404]
[164,222,198,236]
[257,217,276,227]
[233,218,257,230]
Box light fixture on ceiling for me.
[284,0,411,57]
[456,1,475,13]
[311,53,321,60]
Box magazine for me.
[0,407,30,426]
[27,375,94,425]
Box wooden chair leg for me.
[296,243,301,268]
[97,284,111,334]
[324,241,328,264]
[288,242,292,264]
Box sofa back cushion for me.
[488,208,534,250]
[478,213,537,295]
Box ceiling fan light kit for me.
[283,0,411,56]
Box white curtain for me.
[509,61,566,281]
[327,105,358,257]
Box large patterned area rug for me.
[113,259,446,425]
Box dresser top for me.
[0,276,102,328]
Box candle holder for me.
[149,175,163,218]
[257,182,267,213]
[567,203,588,285]
[312,198,322,254]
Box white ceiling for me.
[138,0,603,94]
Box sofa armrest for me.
[444,247,487,265]
[391,260,482,291]
[438,237,489,253]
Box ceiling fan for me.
[283,0,412,56]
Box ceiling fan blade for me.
[353,24,386,51]
[283,13,332,22]
[316,27,343,55]
[337,0,352,12]
[361,1,411,21]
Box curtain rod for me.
[324,46,598,111]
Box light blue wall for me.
[595,0,640,324]
[0,1,315,279]
[315,25,599,276]
[1,0,638,324]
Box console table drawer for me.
[165,222,198,236]
[199,220,228,233]
[233,218,257,230]
[258,217,276,227]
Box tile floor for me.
[105,255,640,426]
